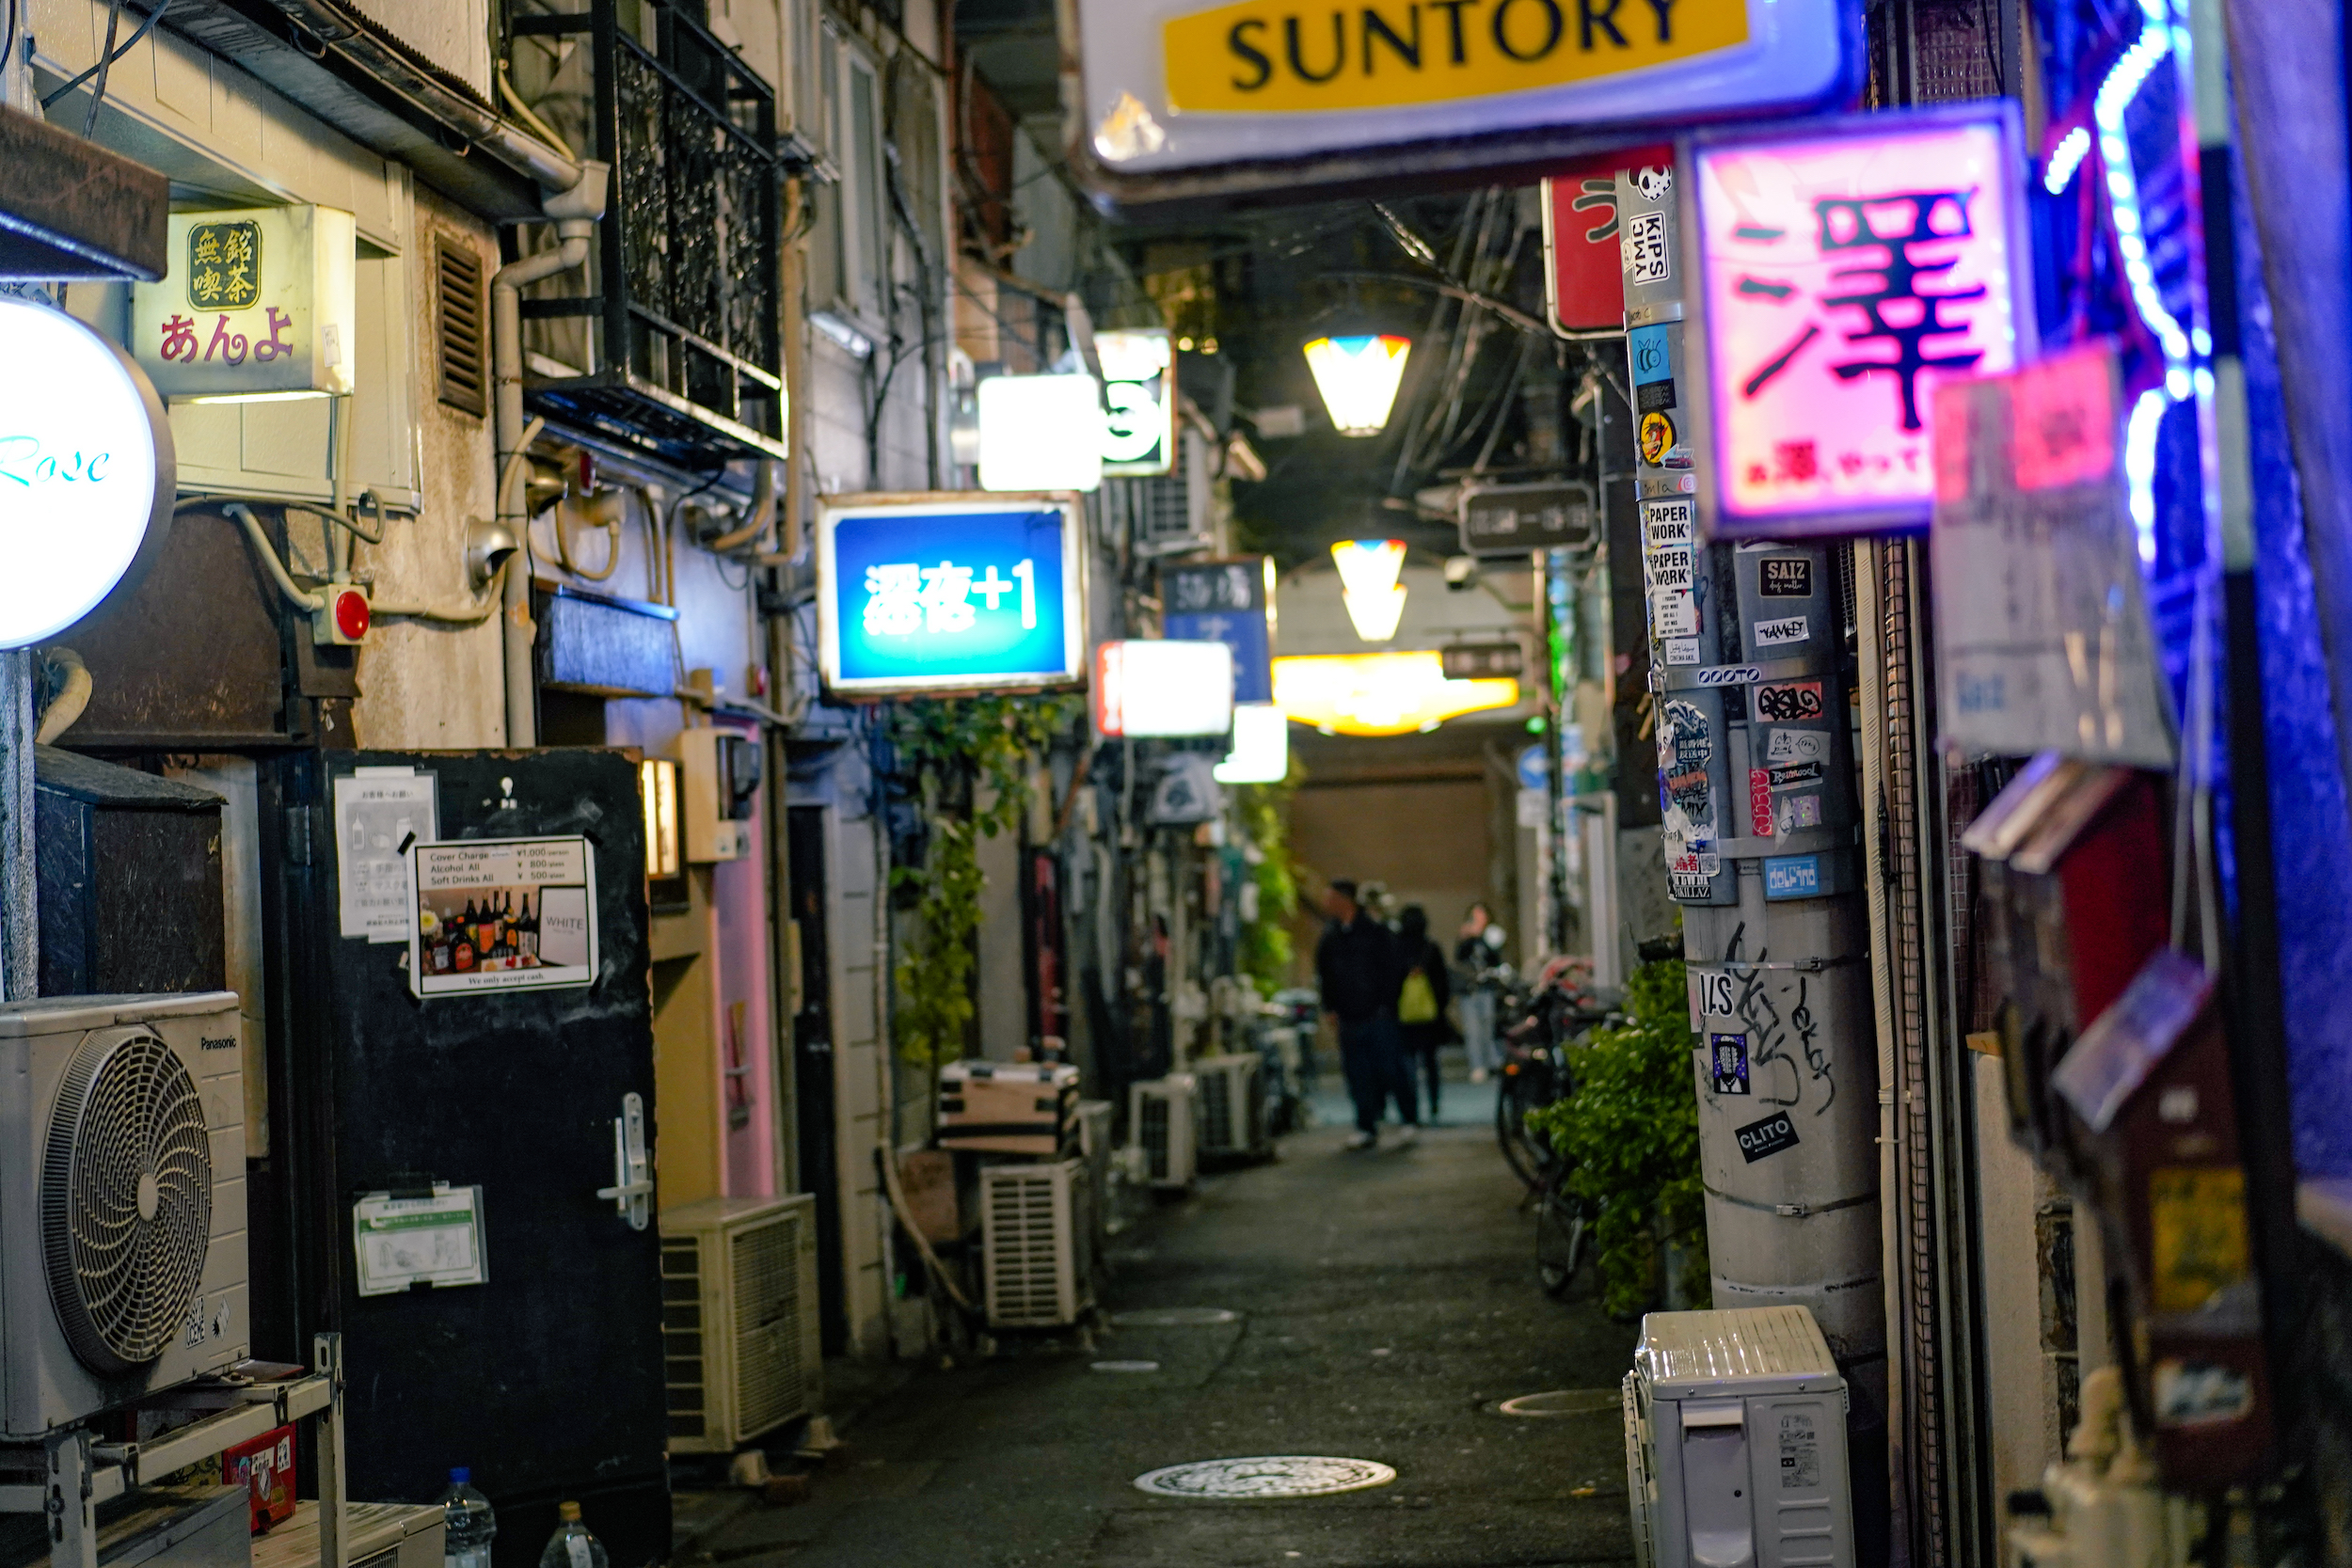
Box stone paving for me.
[682,1089,1640,1567]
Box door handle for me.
[596,1091,652,1229]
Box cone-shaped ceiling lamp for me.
[1303,333,1412,436]
[1331,538,1408,642]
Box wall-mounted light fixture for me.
[640,757,680,880]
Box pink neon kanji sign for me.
[1696,111,2028,534]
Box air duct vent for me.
[436,236,487,418]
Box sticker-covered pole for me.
[1619,154,1888,1555]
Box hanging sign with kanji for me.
[1690,103,2032,538]
[131,205,357,402]
[816,492,1088,697]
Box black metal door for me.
[786,805,845,1355]
[269,749,666,1564]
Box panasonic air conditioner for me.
[1623,1306,1855,1568]
[0,993,249,1440]
[660,1194,822,1454]
[1128,1074,1197,1190]
[1191,1053,1266,1160]
[979,1160,1093,1329]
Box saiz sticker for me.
[1753,615,1809,648]
[1759,557,1815,598]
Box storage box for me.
[938,1061,1079,1155]
[221,1425,296,1533]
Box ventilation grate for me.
[1139,1093,1170,1181]
[1198,1067,1233,1153]
[730,1213,803,1437]
[436,236,487,417]
[660,1236,708,1440]
[982,1164,1078,1326]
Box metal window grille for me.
[513,0,786,475]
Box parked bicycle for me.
[1493,958,1610,1192]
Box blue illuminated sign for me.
[818,494,1087,695]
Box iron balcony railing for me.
[513,0,785,474]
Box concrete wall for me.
[343,0,492,100]
[1288,777,1494,959]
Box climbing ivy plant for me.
[1525,958,1710,1318]
[885,693,1082,1069]
[1232,777,1300,995]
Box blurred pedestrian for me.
[1455,902,1503,1084]
[1394,906,1453,1121]
[1315,879,1419,1149]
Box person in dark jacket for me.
[1393,905,1453,1120]
[1315,879,1418,1149]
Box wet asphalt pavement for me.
[687,1085,1642,1567]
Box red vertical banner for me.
[1540,143,1675,337]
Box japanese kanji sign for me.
[817,493,1087,696]
[1161,556,1273,705]
[1692,105,2030,537]
[132,204,357,402]
[1929,342,2174,767]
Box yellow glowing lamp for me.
[1330,538,1408,643]
[1272,652,1518,737]
[1303,333,1411,436]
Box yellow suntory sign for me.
[1164,0,1750,113]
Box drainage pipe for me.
[491,162,609,747]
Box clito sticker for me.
[1736,1110,1800,1163]
[1709,1032,1750,1095]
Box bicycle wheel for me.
[1496,1073,1544,1191]
[1535,1168,1591,1298]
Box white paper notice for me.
[353,1186,486,1296]
[335,770,438,942]
[406,835,599,997]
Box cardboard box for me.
[222,1424,296,1533]
[939,1061,1079,1155]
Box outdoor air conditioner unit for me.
[980,1159,1094,1329]
[1622,1306,1854,1568]
[0,993,249,1440]
[1191,1053,1266,1160]
[660,1194,822,1454]
[1129,1074,1197,1190]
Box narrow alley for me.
[683,1100,1636,1568]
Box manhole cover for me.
[1134,1457,1396,1498]
[1113,1307,1240,1327]
[1092,1360,1161,1373]
[1495,1389,1619,1418]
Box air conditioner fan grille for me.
[40,1030,214,1372]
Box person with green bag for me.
[1394,905,1454,1123]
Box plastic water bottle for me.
[538,1503,607,1568]
[438,1469,495,1568]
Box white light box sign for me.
[1094,639,1235,737]
[132,205,358,402]
[0,297,175,647]
[977,372,1105,492]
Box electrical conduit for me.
[492,164,609,747]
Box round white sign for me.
[0,296,174,649]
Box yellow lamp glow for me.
[1303,333,1411,436]
[1272,652,1518,737]
[1330,538,1408,643]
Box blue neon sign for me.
[818,495,1087,695]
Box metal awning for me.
[0,107,167,281]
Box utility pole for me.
[1618,158,1889,1558]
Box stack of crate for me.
[938,1061,1093,1329]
